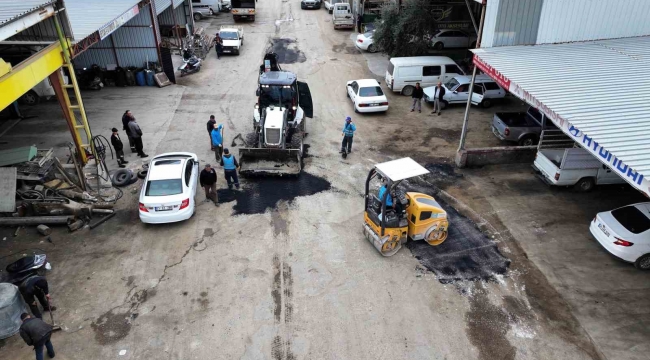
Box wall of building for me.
[158,3,188,25]
[481,0,650,48]
[74,4,159,68]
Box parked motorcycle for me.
[179,49,202,77]
[76,64,104,90]
[0,252,51,285]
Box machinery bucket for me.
[238,148,302,176]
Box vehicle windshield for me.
[611,206,650,234]
[259,85,295,109]
[445,78,460,90]
[220,31,239,40]
[363,31,374,39]
[359,86,384,97]
[145,179,183,196]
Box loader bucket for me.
[238,148,302,176]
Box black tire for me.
[518,136,537,146]
[137,169,148,179]
[245,132,259,147]
[20,90,40,106]
[367,44,377,53]
[401,86,414,96]
[301,4,305,9]
[433,42,444,50]
[290,132,304,156]
[127,171,138,185]
[441,100,448,110]
[194,13,202,21]
[328,9,333,14]
[634,254,650,270]
[574,177,595,192]
[112,169,131,186]
[481,99,493,108]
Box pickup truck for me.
[533,147,625,192]
[332,3,354,29]
[324,0,346,14]
[492,106,556,146]
[219,25,244,55]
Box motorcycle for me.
[179,49,202,77]
[75,64,104,90]
[0,252,51,285]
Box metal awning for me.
[472,36,650,195]
[64,0,141,41]
[375,158,429,182]
[0,0,56,41]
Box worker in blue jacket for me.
[220,148,240,190]
[211,124,224,161]
[340,116,356,154]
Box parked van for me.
[332,3,353,29]
[192,0,226,20]
[20,70,69,105]
[385,56,465,96]
[424,74,506,109]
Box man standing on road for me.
[220,148,240,190]
[430,82,445,116]
[211,124,224,161]
[340,116,356,154]
[128,116,148,158]
[215,34,223,60]
[110,128,128,168]
[122,110,136,153]
[20,313,55,360]
[200,164,218,205]
[19,276,56,320]
[207,115,217,150]
[410,82,424,113]
[357,14,363,33]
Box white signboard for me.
[98,6,140,40]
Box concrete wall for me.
[456,146,538,168]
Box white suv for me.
[423,74,506,109]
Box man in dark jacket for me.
[110,128,128,168]
[20,276,56,320]
[220,148,240,190]
[207,115,217,150]
[430,82,446,116]
[121,110,136,153]
[200,164,218,205]
[127,116,148,158]
[410,82,424,113]
[20,313,55,360]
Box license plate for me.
[155,206,173,211]
[598,223,610,236]
[369,104,378,107]
[223,50,231,53]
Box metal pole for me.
[476,3,487,48]
[464,0,479,35]
[457,66,478,152]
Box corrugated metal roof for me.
[64,0,141,40]
[472,36,650,192]
[0,0,55,25]
[154,0,172,15]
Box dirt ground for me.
[0,1,648,359]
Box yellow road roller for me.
[363,157,450,256]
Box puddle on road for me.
[268,38,307,64]
[217,172,331,215]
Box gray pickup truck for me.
[491,107,556,146]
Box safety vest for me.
[222,155,236,170]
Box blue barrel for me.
[135,71,146,86]
[145,70,155,86]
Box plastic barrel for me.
[145,70,155,86]
[135,71,146,86]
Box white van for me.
[332,3,353,29]
[191,0,223,20]
[385,56,465,96]
[20,70,69,105]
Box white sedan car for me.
[430,29,477,50]
[346,79,389,113]
[139,152,199,224]
[355,31,378,53]
[590,203,650,270]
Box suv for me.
[424,74,506,109]
[301,0,321,9]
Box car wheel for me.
[354,105,360,113]
[518,136,537,146]
[401,86,414,96]
[574,177,595,192]
[367,44,377,53]
[20,90,40,105]
[328,9,333,14]
[481,99,493,108]
[634,254,650,270]
[112,169,131,187]
[441,100,448,110]
[193,13,202,21]
[433,42,444,50]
